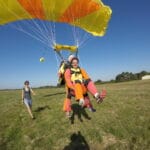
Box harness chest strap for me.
[70,67,83,83]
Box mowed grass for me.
[0,80,150,150]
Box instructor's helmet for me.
[68,54,75,62]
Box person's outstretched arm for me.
[80,68,90,80]
[30,88,36,95]
[64,69,74,90]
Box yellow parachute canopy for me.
[0,0,112,37]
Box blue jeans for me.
[24,98,32,107]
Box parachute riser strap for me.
[75,48,78,58]
[54,50,64,61]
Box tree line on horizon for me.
[95,70,150,84]
[34,70,150,89]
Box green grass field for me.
[0,80,150,150]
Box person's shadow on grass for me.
[63,131,90,150]
[43,92,65,97]
[34,105,51,112]
[70,104,91,124]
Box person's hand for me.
[100,89,106,99]
[79,99,85,107]
[32,91,36,95]
[97,89,106,103]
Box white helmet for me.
[68,54,75,62]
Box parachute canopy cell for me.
[0,0,112,37]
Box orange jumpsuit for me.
[64,67,89,100]
[63,67,92,112]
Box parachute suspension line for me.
[45,2,57,48]
[75,48,78,58]
[68,2,90,67]
[78,34,91,48]
[54,51,60,68]
[69,2,90,49]
[78,53,83,68]
[42,2,56,48]
[37,20,53,47]
[54,50,65,61]
[25,18,57,48]
[60,6,80,59]
[68,5,79,48]
[72,24,79,48]
[49,21,56,47]
[11,23,51,47]
[73,23,91,48]
[37,20,55,48]
[71,2,77,47]
[23,0,56,48]
[16,20,52,48]
[50,23,56,47]
[1,1,53,48]
[9,21,50,47]
[19,21,49,42]
[22,0,52,42]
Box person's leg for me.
[24,99,34,119]
[84,94,96,112]
[26,105,34,118]
[63,87,73,118]
[63,98,72,112]
[73,83,85,106]
[86,81,106,103]
[86,80,98,95]
[81,84,95,109]
[74,83,84,100]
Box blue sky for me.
[0,0,150,89]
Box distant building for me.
[142,75,150,80]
